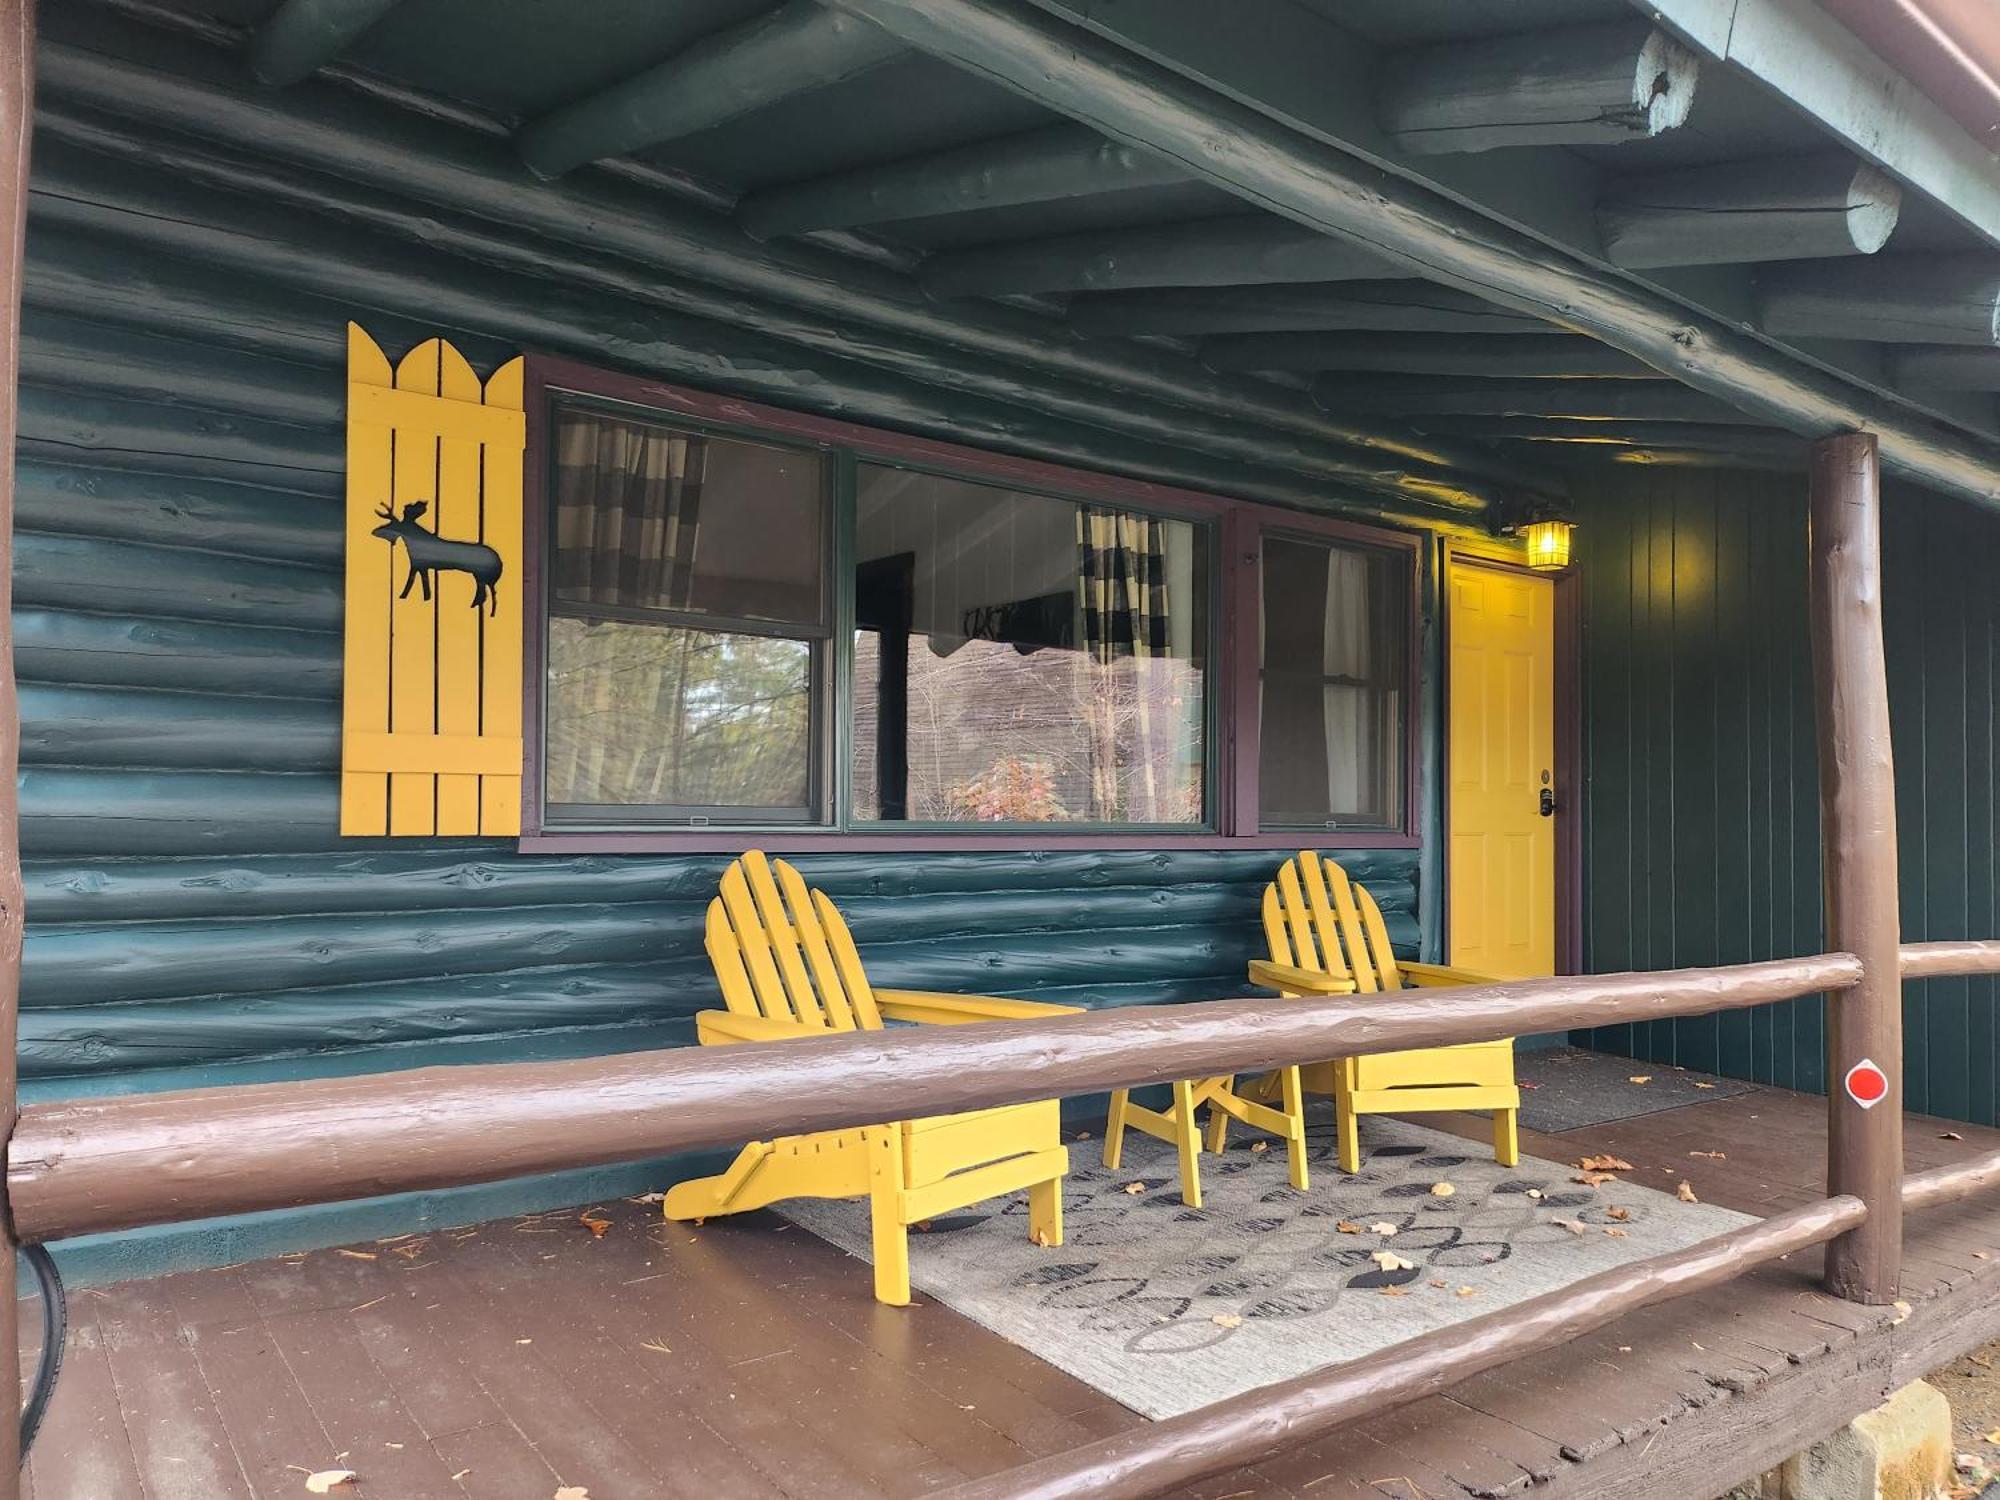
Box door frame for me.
[1440,541,1585,977]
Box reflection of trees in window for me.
[851,466,1207,826]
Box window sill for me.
[518,829,1421,854]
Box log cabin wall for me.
[15,7,1437,1273]
[1576,466,2000,1125]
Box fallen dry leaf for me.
[1552,1218,1587,1236]
[1456,1286,1478,1297]
[1978,1252,1993,1261]
[1605,1227,1630,1238]
[451,1473,470,1484]
[640,1339,672,1354]
[1943,1131,1966,1141]
[1368,1221,1399,1236]
[1627,1075,1653,1085]
[554,1489,589,1500]
[1429,1182,1455,1198]
[1335,1221,1364,1234]
[1617,1345,1632,1353]
[1378,1285,1411,1298]
[1370,1249,1415,1271]
[1030,1228,1054,1248]
[1428,1279,1448,1289]
[1692,1081,1717,1090]
[1891,1300,1913,1326]
[1250,1141,1270,1154]
[1572,1172,1615,1187]
[580,1215,612,1239]
[1211,1313,1243,1329]
[1576,1155,1634,1172]
[1606,1206,1631,1222]
[304,1472,356,1495]
[334,1250,377,1261]
[1689,1150,1727,1160]
[1525,1188,1545,1200]
[1984,1428,2000,1445]
[1519,1081,1542,1091]
[631,1191,665,1204]
[1677,1181,1700,1203]
[1121,1182,1147,1196]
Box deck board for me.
[23,1082,2000,1499]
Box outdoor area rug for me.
[1516,1046,1759,1133]
[780,1108,1753,1419]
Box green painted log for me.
[1069,281,1552,338]
[19,685,338,772]
[1419,416,1806,457]
[1202,331,1658,379]
[17,459,340,566]
[823,0,2000,507]
[1598,154,1900,270]
[247,0,404,87]
[24,223,518,372]
[19,878,1411,1010]
[1889,347,2000,392]
[15,533,339,633]
[18,383,342,494]
[17,846,1417,923]
[33,16,1540,507]
[21,770,342,856]
[919,215,1395,298]
[29,143,1497,528]
[738,123,1184,240]
[516,1,904,179]
[15,611,340,700]
[1757,254,2000,346]
[22,304,342,429]
[1313,375,1761,424]
[1378,21,1697,155]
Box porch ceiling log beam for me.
[937,1198,1865,1500]
[246,0,402,87]
[5,954,1861,1242]
[1758,254,2000,345]
[1312,375,1757,424]
[1888,347,2000,391]
[1377,20,1698,156]
[1645,0,2000,250]
[1201,331,1660,379]
[1411,416,1805,461]
[1597,153,1903,269]
[515,0,904,180]
[819,0,2000,508]
[31,34,1546,519]
[737,123,1184,241]
[918,216,1394,299]
[1069,281,1552,338]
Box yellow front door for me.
[1447,561,1556,978]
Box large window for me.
[525,365,1418,849]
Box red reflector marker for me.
[1844,1058,1889,1109]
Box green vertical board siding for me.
[1577,468,2000,1124]
[11,19,1439,1110]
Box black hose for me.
[19,1243,64,1458]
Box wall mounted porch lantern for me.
[1519,516,1576,572]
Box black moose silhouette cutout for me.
[371,501,503,617]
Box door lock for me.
[1539,771,1556,818]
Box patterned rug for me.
[781,1108,1753,1419]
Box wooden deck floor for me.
[22,1082,2000,1500]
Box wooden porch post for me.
[1808,431,1903,1304]
[0,0,29,1487]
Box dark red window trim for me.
[518,354,1423,855]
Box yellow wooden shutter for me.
[341,325,528,836]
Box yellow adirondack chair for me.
[662,851,1075,1306]
[1249,851,1521,1174]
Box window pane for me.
[545,617,813,815]
[1259,535,1408,830]
[851,464,1208,825]
[551,408,826,627]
